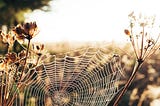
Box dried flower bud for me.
[14,25,24,35]
[24,23,30,35]
[41,44,44,50]
[147,39,155,47]
[33,43,45,56]
[124,29,130,36]
[6,52,17,62]
[18,50,26,59]
[36,45,40,50]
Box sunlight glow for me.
[25,0,160,43]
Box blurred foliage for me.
[0,38,25,55]
[12,40,25,53]
[0,35,9,55]
[0,0,51,26]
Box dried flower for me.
[13,22,39,41]
[13,25,26,41]
[126,12,160,61]
[23,22,38,39]
[5,52,17,63]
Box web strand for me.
[1,46,124,106]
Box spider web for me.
[1,46,124,106]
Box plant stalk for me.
[8,39,31,106]
[113,60,143,106]
[20,39,31,81]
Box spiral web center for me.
[53,91,70,105]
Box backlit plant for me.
[0,22,47,106]
[114,12,160,106]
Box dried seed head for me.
[126,12,160,61]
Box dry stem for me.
[113,60,143,106]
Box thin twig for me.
[20,39,31,81]
[7,39,31,106]
[140,26,144,59]
[143,34,160,60]
[130,28,139,59]
[113,60,143,106]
